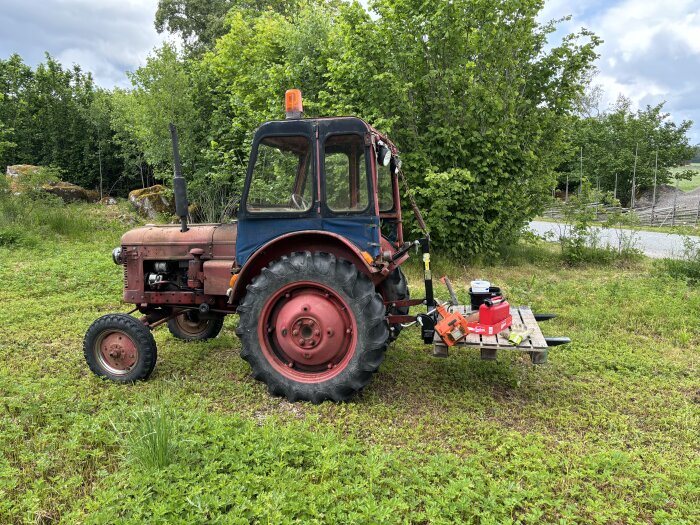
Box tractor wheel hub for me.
[99,332,138,371]
[275,292,348,367]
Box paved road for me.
[529,221,694,259]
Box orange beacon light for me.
[285,89,303,119]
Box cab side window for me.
[324,134,369,213]
[377,163,394,212]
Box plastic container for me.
[479,298,510,325]
[469,285,501,310]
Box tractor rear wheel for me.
[84,314,157,383]
[380,267,410,342]
[167,312,224,342]
[236,251,389,403]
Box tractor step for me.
[432,306,567,363]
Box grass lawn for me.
[1,203,698,524]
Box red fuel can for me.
[479,297,510,326]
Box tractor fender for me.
[231,230,381,305]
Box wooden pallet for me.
[432,305,549,362]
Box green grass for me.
[0,201,698,524]
[671,163,700,192]
[125,403,178,470]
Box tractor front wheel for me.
[236,252,389,403]
[84,314,157,383]
[167,312,224,342]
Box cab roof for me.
[254,116,399,153]
[255,116,371,136]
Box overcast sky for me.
[1,0,698,143]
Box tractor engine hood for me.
[121,223,237,260]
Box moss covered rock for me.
[5,165,99,202]
[6,165,43,192]
[43,180,100,203]
[128,185,174,218]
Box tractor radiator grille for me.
[122,249,128,289]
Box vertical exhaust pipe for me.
[169,123,189,232]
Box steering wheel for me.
[290,193,308,210]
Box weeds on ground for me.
[657,236,700,284]
[122,403,179,469]
[0,189,123,245]
[555,182,642,265]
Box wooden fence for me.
[542,202,700,227]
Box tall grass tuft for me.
[657,236,700,285]
[128,405,178,469]
[0,191,104,243]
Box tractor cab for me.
[236,114,404,268]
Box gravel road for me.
[529,221,695,259]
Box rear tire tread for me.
[236,251,389,403]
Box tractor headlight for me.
[112,247,123,265]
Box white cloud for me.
[541,0,700,143]
[0,0,168,88]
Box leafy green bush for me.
[198,1,600,258]
[0,226,30,247]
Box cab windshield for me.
[247,136,312,213]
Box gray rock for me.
[128,185,174,218]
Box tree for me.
[558,96,696,205]
[0,53,124,191]
[127,0,601,256]
[0,96,16,160]
[319,0,601,255]
[155,0,304,53]
[113,44,202,181]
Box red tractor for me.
[85,90,567,402]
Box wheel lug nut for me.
[314,330,320,336]
[299,339,305,346]
[281,328,288,336]
[303,352,311,359]
[292,330,299,336]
